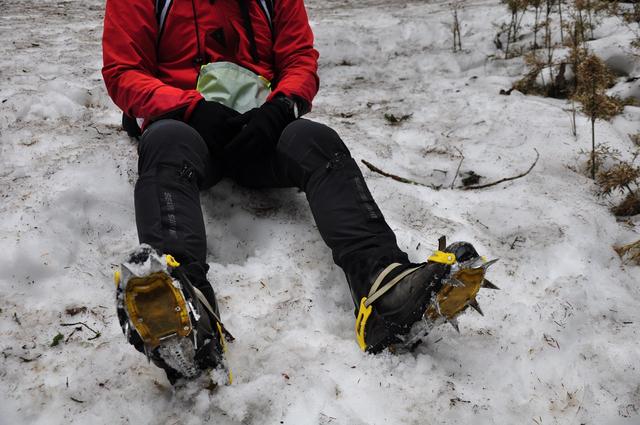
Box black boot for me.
[115,245,232,385]
[354,238,498,353]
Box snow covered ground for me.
[1,0,639,423]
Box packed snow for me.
[1,0,639,424]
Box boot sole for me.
[123,271,192,349]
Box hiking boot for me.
[355,237,498,353]
[114,245,233,385]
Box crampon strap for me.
[191,285,235,342]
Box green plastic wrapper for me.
[196,61,272,113]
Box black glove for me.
[188,100,241,155]
[224,97,295,159]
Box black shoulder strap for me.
[237,0,259,63]
[256,0,274,32]
[155,0,173,40]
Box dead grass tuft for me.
[614,240,640,265]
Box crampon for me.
[355,236,499,353]
[114,245,233,385]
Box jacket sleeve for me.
[269,0,320,110]
[101,0,202,123]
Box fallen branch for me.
[361,159,442,190]
[464,149,539,190]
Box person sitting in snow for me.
[102,0,495,384]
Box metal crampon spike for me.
[469,299,484,316]
[438,235,447,251]
[481,258,499,270]
[143,344,152,363]
[481,279,500,290]
[449,318,460,333]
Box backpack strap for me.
[155,0,173,41]
[256,0,274,32]
[237,0,259,63]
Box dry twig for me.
[450,147,465,189]
[60,322,101,340]
[361,159,442,190]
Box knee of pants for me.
[138,119,210,179]
[277,119,350,173]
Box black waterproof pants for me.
[135,119,409,303]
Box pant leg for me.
[135,119,223,267]
[235,119,409,303]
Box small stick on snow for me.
[510,235,524,249]
[450,147,464,189]
[361,159,442,190]
[475,219,489,230]
[60,322,101,340]
[64,326,83,343]
[19,355,42,363]
[90,125,110,136]
[464,149,540,190]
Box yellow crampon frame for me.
[116,255,192,349]
[123,271,192,349]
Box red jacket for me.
[102,0,319,124]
